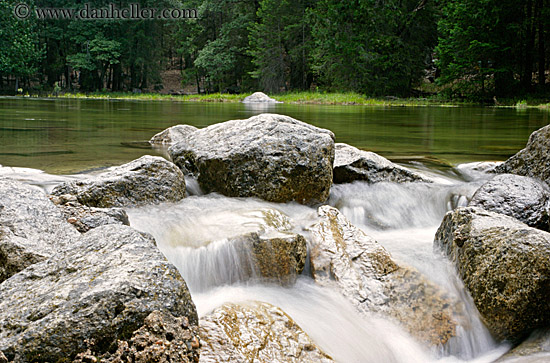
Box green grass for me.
[47,90,467,107]
[34,90,550,108]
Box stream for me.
[126,163,508,363]
[2,98,549,362]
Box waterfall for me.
[127,164,512,362]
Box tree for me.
[190,0,259,93]
[0,0,44,92]
[435,0,549,98]
[249,0,315,93]
[309,0,437,96]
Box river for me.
[1,97,549,362]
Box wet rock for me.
[74,310,200,363]
[495,124,550,184]
[0,224,198,362]
[468,174,550,231]
[50,194,130,233]
[242,92,281,103]
[497,328,550,362]
[434,207,550,341]
[168,114,334,204]
[199,301,333,362]
[333,143,432,184]
[0,179,79,283]
[149,125,199,146]
[51,155,186,208]
[309,205,460,346]
[231,231,307,285]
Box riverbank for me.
[6,91,550,108]
[42,91,463,107]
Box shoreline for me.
[4,91,549,109]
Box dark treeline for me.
[0,0,549,99]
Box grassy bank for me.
[28,91,550,108]
[49,91,461,107]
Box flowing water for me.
[1,97,549,362]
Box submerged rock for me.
[169,114,335,204]
[309,205,460,346]
[0,224,198,362]
[494,124,550,184]
[0,179,79,283]
[230,231,307,285]
[469,174,550,231]
[333,143,431,184]
[51,194,130,233]
[51,155,186,208]
[242,92,281,103]
[149,124,199,146]
[497,328,550,362]
[434,207,550,341]
[199,301,333,362]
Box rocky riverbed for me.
[1,114,549,362]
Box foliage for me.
[435,0,549,98]
[0,0,43,82]
[249,0,314,93]
[309,0,437,96]
[0,0,549,98]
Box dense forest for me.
[0,0,549,99]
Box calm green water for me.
[0,97,548,174]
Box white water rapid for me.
[127,162,513,363]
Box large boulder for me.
[0,179,79,283]
[51,155,186,208]
[242,92,281,103]
[0,224,199,362]
[149,125,199,146]
[469,174,550,231]
[333,143,432,184]
[494,124,550,184]
[434,207,550,341]
[309,205,460,346]
[168,114,335,204]
[199,301,333,363]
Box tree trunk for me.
[537,0,546,86]
[522,0,535,91]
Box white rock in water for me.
[242,92,282,103]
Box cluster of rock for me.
[434,124,550,345]
[154,113,430,205]
[4,113,547,361]
[0,178,200,361]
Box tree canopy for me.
[0,0,548,98]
